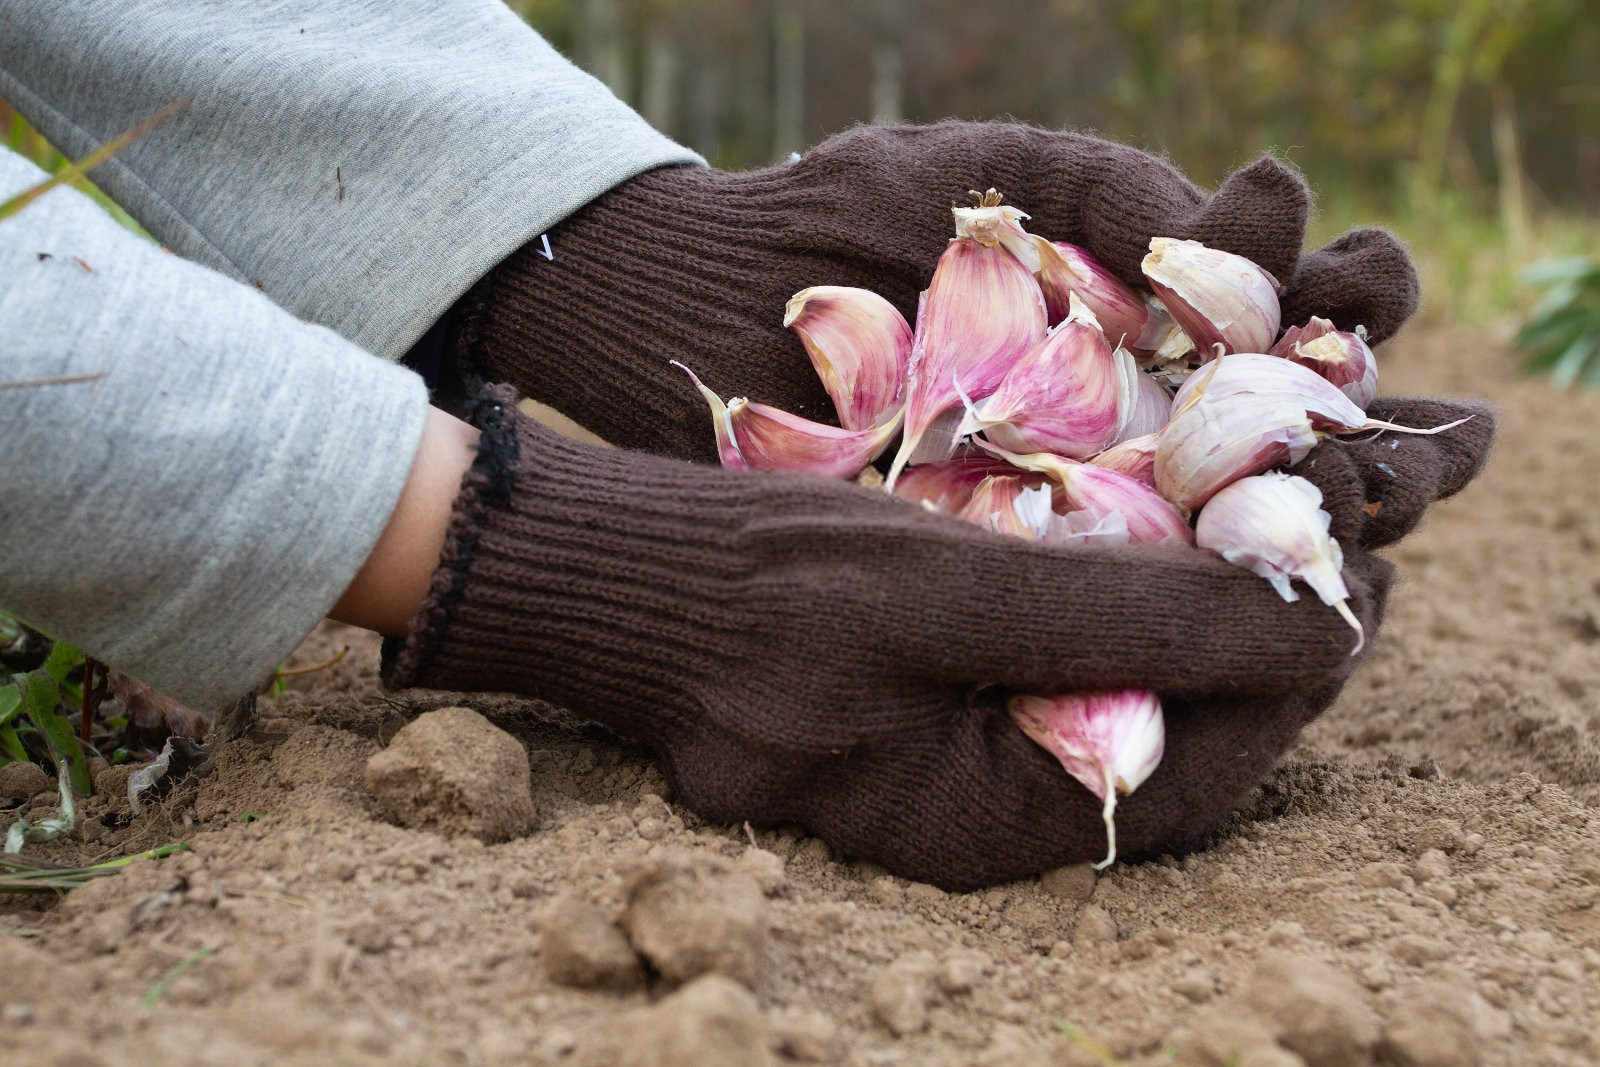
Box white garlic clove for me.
[1195,472,1365,654]
[1010,689,1166,869]
[1154,390,1321,513]
[784,285,912,431]
[1141,237,1282,358]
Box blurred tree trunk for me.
[866,0,905,125]
[575,0,630,100]
[642,26,681,135]
[772,0,805,157]
[1490,82,1529,259]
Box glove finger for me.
[1296,399,1495,549]
[1280,228,1419,344]
[1176,156,1309,286]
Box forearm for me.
[0,148,427,710]
[0,0,702,360]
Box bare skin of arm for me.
[329,405,480,636]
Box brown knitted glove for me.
[452,120,1419,461]
[381,386,1493,889]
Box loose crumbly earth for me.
[3,325,1597,1067]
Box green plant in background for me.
[1515,256,1600,388]
[1,618,92,791]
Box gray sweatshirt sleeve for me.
[0,0,704,361]
[1,148,428,711]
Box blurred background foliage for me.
[504,0,1598,327]
[5,0,1596,330]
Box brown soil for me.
[4,325,1598,1067]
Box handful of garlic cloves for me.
[675,189,1472,866]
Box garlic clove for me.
[1154,390,1321,512]
[1269,317,1379,409]
[895,454,1035,515]
[959,475,1055,540]
[1033,237,1149,345]
[1195,472,1365,654]
[784,285,912,431]
[977,442,1195,546]
[1170,353,1472,438]
[1090,432,1160,490]
[1115,359,1174,443]
[673,360,751,470]
[885,193,1049,489]
[1009,689,1166,869]
[674,361,903,479]
[1141,237,1282,358]
[959,294,1124,460]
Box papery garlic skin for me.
[1090,433,1160,490]
[1195,472,1365,654]
[784,286,912,431]
[962,295,1124,459]
[951,189,1042,272]
[1009,690,1166,869]
[674,361,903,479]
[1034,238,1148,344]
[1269,317,1379,409]
[886,198,1049,487]
[979,443,1195,546]
[1141,237,1282,358]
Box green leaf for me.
[0,726,26,764]
[0,684,19,727]
[1522,256,1600,286]
[1550,334,1600,390]
[1513,305,1586,351]
[18,673,91,795]
[39,640,83,686]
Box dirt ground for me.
[3,324,1597,1067]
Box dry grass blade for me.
[0,843,189,893]
[0,373,106,392]
[0,97,188,221]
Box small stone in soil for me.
[1241,950,1378,1067]
[362,706,536,842]
[0,761,50,801]
[617,974,772,1067]
[621,852,767,986]
[538,894,645,991]
[1039,863,1097,903]
[869,951,938,1037]
[768,1005,839,1063]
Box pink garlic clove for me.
[1269,317,1379,409]
[885,193,1049,489]
[1195,472,1365,654]
[1009,689,1166,869]
[960,295,1125,460]
[1033,237,1149,345]
[1154,391,1321,512]
[1169,354,1471,438]
[977,442,1195,546]
[784,285,912,431]
[1090,432,1160,490]
[674,361,903,479]
[891,453,1023,515]
[959,475,1056,540]
[1141,237,1282,358]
